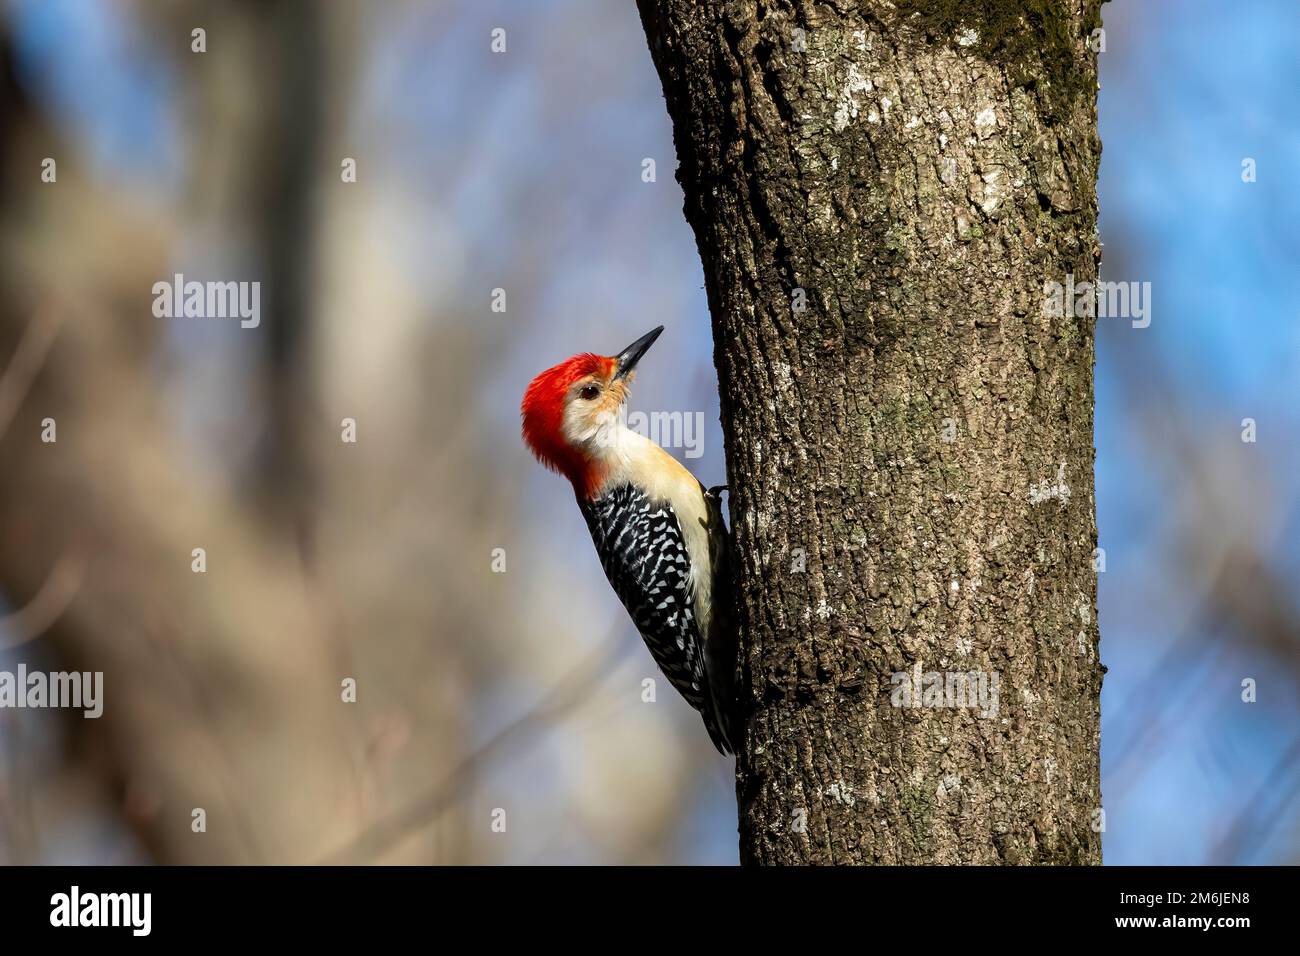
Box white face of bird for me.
[560,326,664,461]
[561,369,631,457]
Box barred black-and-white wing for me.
[578,481,732,753]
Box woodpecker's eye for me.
[579,384,600,401]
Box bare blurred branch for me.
[0,308,63,441]
[321,635,631,865]
[1214,734,1300,864]
[0,551,85,651]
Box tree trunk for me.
[637,0,1105,864]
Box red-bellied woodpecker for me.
[521,326,737,754]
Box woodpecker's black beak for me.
[612,326,663,381]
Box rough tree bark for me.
[637,1,1105,864]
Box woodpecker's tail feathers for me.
[703,699,735,755]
